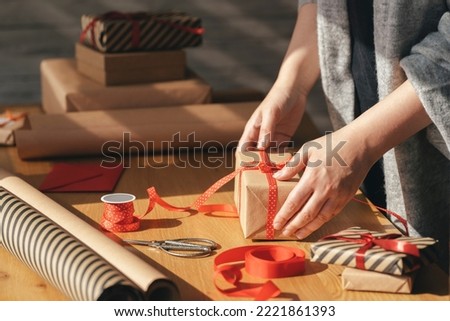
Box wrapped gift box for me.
[15,102,260,160]
[341,267,415,293]
[41,58,211,113]
[234,150,299,240]
[75,43,186,85]
[80,12,203,53]
[0,111,26,146]
[311,227,437,275]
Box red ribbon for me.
[213,245,305,300]
[351,197,409,236]
[146,150,283,239]
[79,11,205,51]
[321,231,420,270]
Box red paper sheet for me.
[39,163,124,192]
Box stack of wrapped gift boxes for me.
[15,11,267,159]
[41,11,212,114]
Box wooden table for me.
[0,107,448,301]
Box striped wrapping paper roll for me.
[310,227,438,275]
[0,187,145,300]
[81,12,203,53]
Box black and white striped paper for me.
[81,12,203,53]
[0,188,144,300]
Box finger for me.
[237,111,262,150]
[273,147,307,180]
[294,199,339,239]
[280,192,326,237]
[272,180,312,231]
[257,107,280,149]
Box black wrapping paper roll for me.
[0,188,146,300]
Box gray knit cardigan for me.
[298,0,450,271]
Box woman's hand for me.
[272,128,374,239]
[272,80,433,239]
[238,86,307,150]
[238,3,320,151]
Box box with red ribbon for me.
[310,227,438,275]
[80,11,204,53]
[234,150,298,240]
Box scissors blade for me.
[123,239,157,247]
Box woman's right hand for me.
[237,85,307,150]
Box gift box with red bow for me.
[234,150,299,240]
[310,227,437,275]
[80,11,204,53]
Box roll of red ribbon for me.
[100,193,141,232]
[213,245,306,300]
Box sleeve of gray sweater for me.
[400,7,450,160]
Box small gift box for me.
[0,110,26,146]
[341,268,415,293]
[40,59,211,113]
[234,150,299,240]
[311,227,437,275]
[75,43,186,85]
[80,11,204,53]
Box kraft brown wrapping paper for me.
[40,58,211,113]
[234,151,299,240]
[0,169,179,300]
[14,102,260,160]
[342,268,415,293]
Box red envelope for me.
[39,163,124,192]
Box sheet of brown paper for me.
[0,169,179,300]
[342,268,414,293]
[14,102,259,159]
[40,59,211,113]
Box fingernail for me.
[272,170,283,179]
[282,229,292,237]
[273,222,281,230]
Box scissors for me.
[123,238,218,258]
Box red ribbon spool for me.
[213,245,306,300]
[100,193,141,232]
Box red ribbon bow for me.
[321,231,420,270]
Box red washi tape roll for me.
[100,193,140,232]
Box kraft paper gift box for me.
[234,150,299,240]
[341,268,415,294]
[75,43,186,85]
[14,102,260,160]
[80,12,203,53]
[0,111,26,146]
[310,227,437,275]
[40,58,211,114]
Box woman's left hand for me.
[272,129,375,239]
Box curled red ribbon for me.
[213,245,306,300]
[321,231,420,270]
